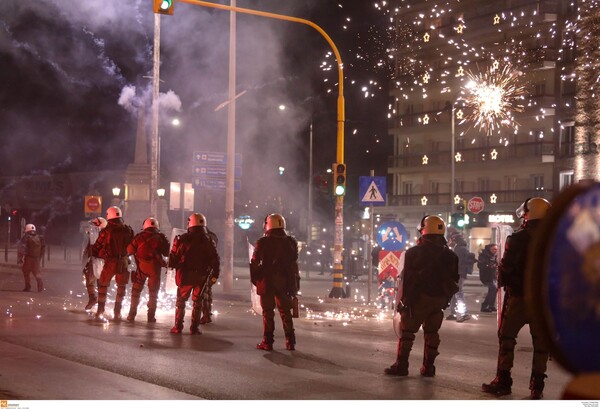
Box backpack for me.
[26,234,42,257]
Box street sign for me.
[468,196,485,214]
[359,176,386,206]
[376,221,408,251]
[84,195,102,214]
[378,250,401,281]
[193,151,242,166]
[193,165,242,179]
[193,178,241,191]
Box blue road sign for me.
[193,165,242,179]
[193,151,242,165]
[376,221,407,251]
[193,178,241,191]
[359,176,386,206]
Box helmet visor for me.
[516,202,526,219]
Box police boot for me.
[22,284,31,292]
[147,308,157,323]
[94,302,105,320]
[85,294,97,310]
[113,302,122,321]
[420,358,436,377]
[384,356,409,376]
[170,308,185,334]
[256,333,274,351]
[285,333,296,351]
[36,278,44,292]
[529,372,547,400]
[482,370,512,396]
[190,308,202,335]
[126,306,137,322]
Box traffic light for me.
[154,0,174,15]
[333,163,346,196]
[451,213,467,229]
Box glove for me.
[396,300,410,314]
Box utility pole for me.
[223,0,237,292]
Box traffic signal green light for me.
[154,0,174,15]
[451,213,466,229]
[333,163,346,196]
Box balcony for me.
[388,141,555,170]
[387,189,553,208]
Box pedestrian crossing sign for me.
[359,176,386,206]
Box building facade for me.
[380,0,594,249]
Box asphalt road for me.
[0,259,572,401]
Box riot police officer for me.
[126,217,170,323]
[167,213,220,335]
[482,197,551,399]
[384,215,459,376]
[91,206,134,320]
[81,216,107,309]
[250,213,300,351]
[18,223,46,292]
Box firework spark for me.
[461,64,526,135]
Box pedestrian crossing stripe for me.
[362,181,385,202]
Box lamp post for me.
[150,13,161,219]
[112,187,121,207]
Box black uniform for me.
[18,230,46,292]
[477,244,498,312]
[91,218,134,319]
[483,219,550,397]
[167,225,220,334]
[385,234,459,376]
[250,228,300,350]
[126,227,170,322]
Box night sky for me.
[0,0,392,236]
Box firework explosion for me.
[461,64,526,135]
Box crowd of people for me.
[16,196,553,399]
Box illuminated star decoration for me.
[490,194,498,204]
[421,196,428,206]
[456,24,464,34]
[456,109,464,120]
[457,66,464,77]
[454,195,461,204]
[493,14,500,25]
[455,152,462,162]
[423,72,430,83]
[422,155,429,165]
[461,63,526,135]
[422,114,430,124]
[491,149,498,159]
[492,60,499,71]
[423,32,430,42]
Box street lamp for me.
[112,187,122,207]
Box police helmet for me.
[143,217,159,230]
[264,213,286,232]
[188,213,207,228]
[516,197,551,220]
[417,215,446,235]
[25,224,36,233]
[106,206,122,220]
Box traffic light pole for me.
[174,0,346,297]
